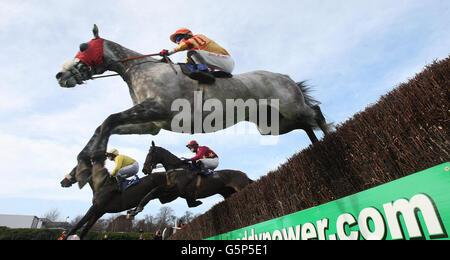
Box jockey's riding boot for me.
[190,70,215,84]
[190,161,202,173]
[187,63,215,84]
[211,70,232,78]
[115,176,124,193]
[196,170,208,177]
[197,172,206,177]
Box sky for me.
[0,0,449,223]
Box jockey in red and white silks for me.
[186,140,219,174]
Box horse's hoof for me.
[188,200,203,208]
[126,207,142,218]
[60,179,73,188]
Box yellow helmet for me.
[106,148,119,156]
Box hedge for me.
[0,226,156,240]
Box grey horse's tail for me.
[296,81,334,134]
[296,81,320,107]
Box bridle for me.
[143,148,158,175]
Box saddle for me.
[178,63,232,84]
[117,175,141,191]
[186,161,214,176]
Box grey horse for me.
[55,25,331,192]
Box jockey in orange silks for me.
[160,28,234,83]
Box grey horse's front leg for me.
[88,100,170,191]
[73,126,102,189]
[91,101,169,160]
[71,124,113,190]
[69,124,111,189]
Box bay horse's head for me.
[55,24,108,88]
[142,141,161,175]
[60,168,77,188]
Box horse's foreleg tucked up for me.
[73,126,102,189]
[78,100,169,191]
[127,186,166,217]
[91,100,169,159]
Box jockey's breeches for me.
[189,50,235,73]
[117,161,139,179]
[199,158,219,170]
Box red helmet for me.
[186,140,199,148]
[170,28,193,43]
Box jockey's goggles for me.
[174,35,184,44]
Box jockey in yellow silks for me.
[106,148,140,192]
[160,28,234,84]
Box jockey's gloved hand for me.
[159,49,170,57]
[181,158,189,163]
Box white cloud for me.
[0,133,85,199]
[0,87,31,111]
[0,1,35,28]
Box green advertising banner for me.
[208,163,450,240]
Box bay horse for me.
[55,25,331,192]
[126,141,253,217]
[59,168,177,239]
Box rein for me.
[119,53,160,62]
[91,53,176,80]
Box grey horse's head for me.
[55,25,107,88]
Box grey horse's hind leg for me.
[303,105,329,144]
[305,127,319,144]
[312,105,330,135]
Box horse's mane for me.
[154,146,183,163]
[141,171,166,183]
